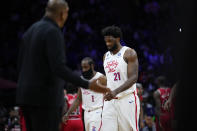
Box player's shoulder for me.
[123,47,137,62]
[95,72,107,87]
[124,47,137,55]
[103,51,110,61]
[157,88,164,94]
[154,88,161,96]
[93,72,104,80]
[96,72,104,76]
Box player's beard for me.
[82,68,93,80]
[108,42,118,52]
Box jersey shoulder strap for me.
[104,51,111,59]
[121,46,129,53]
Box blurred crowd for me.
[0,0,177,82]
[1,0,177,130]
[0,106,21,131]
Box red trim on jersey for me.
[134,91,138,131]
[98,100,104,131]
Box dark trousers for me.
[22,106,63,131]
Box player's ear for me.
[60,10,64,21]
[116,37,120,42]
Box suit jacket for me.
[16,17,89,107]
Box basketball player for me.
[136,83,145,129]
[63,57,107,131]
[153,76,172,131]
[61,88,84,131]
[100,26,140,131]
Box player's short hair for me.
[101,25,123,39]
[81,57,95,66]
[155,76,167,87]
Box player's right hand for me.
[89,79,110,94]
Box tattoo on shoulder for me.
[124,48,137,63]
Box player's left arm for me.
[153,90,163,130]
[154,90,161,117]
[62,97,68,116]
[114,48,138,95]
[104,48,138,100]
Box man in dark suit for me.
[16,0,109,131]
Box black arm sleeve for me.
[45,28,89,89]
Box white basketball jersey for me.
[103,46,136,97]
[81,72,104,111]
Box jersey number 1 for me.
[91,95,94,102]
[114,72,121,81]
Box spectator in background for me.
[0,105,8,130]
[137,83,145,129]
[8,107,20,130]
[2,107,21,131]
[144,0,160,15]
[142,113,156,131]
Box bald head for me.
[46,0,68,13]
[45,0,69,28]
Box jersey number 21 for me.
[114,72,121,81]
